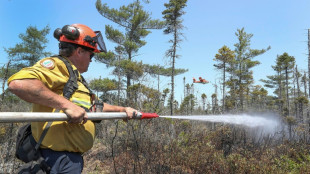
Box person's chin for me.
[80,69,87,73]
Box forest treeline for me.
[1,0,310,173]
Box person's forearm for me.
[8,79,73,110]
[102,103,137,119]
[9,79,88,123]
[102,103,126,112]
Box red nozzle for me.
[140,112,159,119]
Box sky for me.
[1,0,310,106]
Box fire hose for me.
[0,112,159,123]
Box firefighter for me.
[8,24,138,173]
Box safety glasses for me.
[82,47,95,60]
[89,52,95,59]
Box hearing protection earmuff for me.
[53,25,80,41]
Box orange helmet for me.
[53,24,106,53]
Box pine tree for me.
[96,0,165,103]
[231,28,270,111]
[162,0,187,115]
[261,52,295,116]
[277,52,295,116]
[2,25,50,109]
[5,25,51,68]
[214,45,234,113]
[89,77,118,102]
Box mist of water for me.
[160,114,282,135]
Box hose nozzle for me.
[134,112,159,119]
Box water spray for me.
[161,114,281,135]
[161,114,279,128]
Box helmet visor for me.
[95,31,107,53]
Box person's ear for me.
[76,47,84,56]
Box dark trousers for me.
[41,148,83,174]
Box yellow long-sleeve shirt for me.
[7,56,95,153]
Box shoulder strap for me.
[55,55,79,99]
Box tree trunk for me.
[296,66,300,98]
[170,28,177,116]
[202,99,206,111]
[212,96,215,114]
[117,55,121,105]
[239,61,244,112]
[304,72,307,97]
[285,68,290,116]
[183,77,186,98]
[293,68,297,118]
[308,29,310,97]
[278,70,283,114]
[126,53,132,105]
[222,64,226,113]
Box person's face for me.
[73,47,94,73]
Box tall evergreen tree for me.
[162,0,187,115]
[214,45,234,113]
[2,25,50,109]
[271,59,286,100]
[89,78,117,96]
[231,28,270,111]
[277,52,295,116]
[96,0,165,104]
[261,53,295,116]
[5,25,51,68]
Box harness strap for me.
[35,121,53,151]
[56,56,79,99]
[56,55,94,98]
